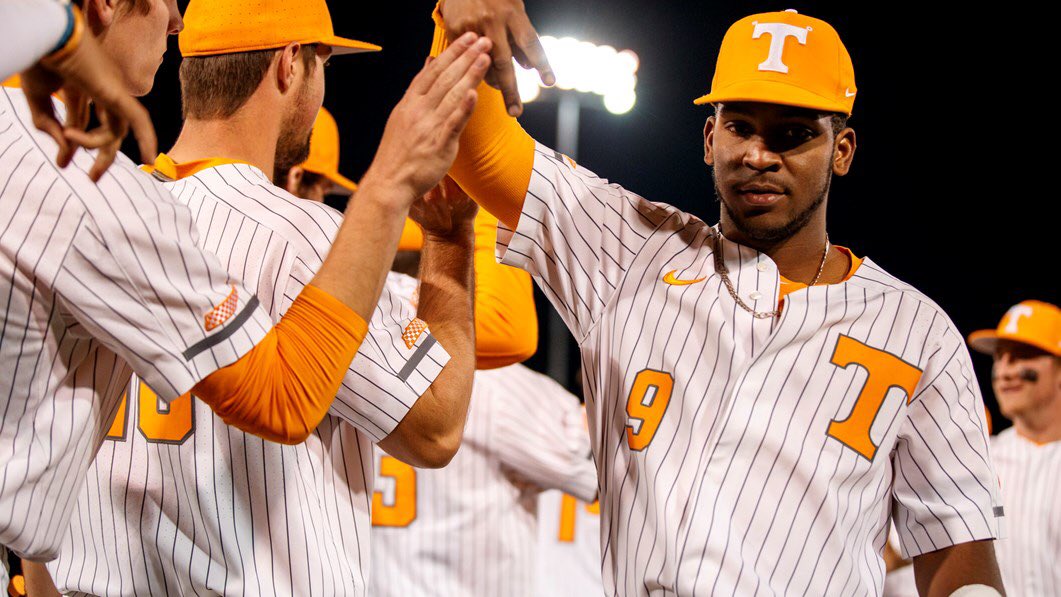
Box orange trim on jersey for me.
[193,284,368,444]
[2,75,20,88]
[778,246,863,304]
[431,11,535,230]
[143,153,252,181]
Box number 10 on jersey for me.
[625,369,673,450]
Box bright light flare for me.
[517,35,639,115]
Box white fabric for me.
[0,0,68,80]
[48,163,449,596]
[494,141,1004,596]
[0,88,270,562]
[371,364,596,597]
[990,428,1061,596]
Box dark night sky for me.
[134,2,1054,432]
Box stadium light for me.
[515,36,639,115]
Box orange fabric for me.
[179,0,380,57]
[397,218,424,251]
[2,75,21,88]
[430,11,535,231]
[42,5,85,65]
[693,11,856,115]
[142,153,250,180]
[193,284,368,444]
[472,208,537,368]
[778,245,862,306]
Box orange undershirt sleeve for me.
[192,284,368,445]
[472,208,538,368]
[431,7,536,231]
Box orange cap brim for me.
[302,165,358,196]
[967,329,1061,357]
[323,36,381,55]
[694,79,853,116]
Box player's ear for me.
[285,166,304,195]
[82,0,118,31]
[703,115,717,167]
[276,42,302,94]
[832,126,856,177]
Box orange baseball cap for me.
[180,0,381,58]
[968,300,1061,357]
[694,10,856,115]
[300,108,358,196]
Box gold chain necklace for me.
[711,225,830,320]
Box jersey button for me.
[756,262,769,272]
[749,291,763,301]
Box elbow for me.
[413,429,462,468]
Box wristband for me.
[44,3,84,64]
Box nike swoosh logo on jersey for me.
[662,270,706,286]
[845,88,856,97]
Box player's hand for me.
[20,28,157,182]
[439,0,554,117]
[360,32,491,204]
[410,177,479,241]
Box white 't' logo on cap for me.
[1003,304,1034,334]
[753,22,808,74]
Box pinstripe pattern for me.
[534,490,604,597]
[493,142,1004,596]
[48,162,449,596]
[991,428,1061,596]
[0,89,270,569]
[371,364,596,597]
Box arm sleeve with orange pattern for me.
[471,208,537,368]
[192,284,368,445]
[431,8,536,230]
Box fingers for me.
[65,109,126,182]
[423,36,492,108]
[24,86,71,168]
[441,88,479,140]
[109,95,157,165]
[508,14,554,86]
[409,31,480,96]
[484,24,521,117]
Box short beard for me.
[275,127,312,180]
[713,168,831,245]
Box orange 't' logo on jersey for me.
[402,318,428,349]
[662,270,707,286]
[204,286,238,331]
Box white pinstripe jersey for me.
[0,89,270,577]
[534,489,604,597]
[990,428,1061,596]
[371,363,597,597]
[493,141,1004,596]
[47,161,449,596]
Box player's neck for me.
[167,110,280,179]
[719,215,846,284]
[1012,400,1061,445]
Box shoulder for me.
[847,257,963,342]
[185,164,344,257]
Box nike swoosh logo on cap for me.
[845,88,856,97]
[663,270,707,286]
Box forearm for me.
[1,0,71,81]
[912,540,1005,597]
[20,560,60,597]
[431,9,535,229]
[472,209,537,368]
[310,173,415,321]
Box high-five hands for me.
[439,0,554,117]
[360,32,493,203]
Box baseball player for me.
[1,1,490,591]
[435,4,1007,595]
[371,362,598,597]
[41,1,503,595]
[535,489,604,597]
[969,300,1061,595]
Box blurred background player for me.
[969,300,1061,596]
[40,0,497,594]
